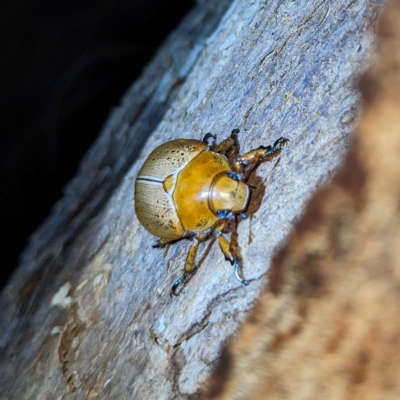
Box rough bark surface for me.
[204,1,400,398]
[0,0,386,399]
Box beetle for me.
[135,129,289,294]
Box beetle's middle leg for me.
[215,219,249,285]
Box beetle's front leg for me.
[232,137,289,178]
[215,220,249,285]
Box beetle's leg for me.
[171,272,190,295]
[153,238,176,248]
[216,128,241,164]
[232,137,290,178]
[184,238,199,274]
[203,132,217,150]
[216,234,249,285]
[171,239,199,295]
[153,237,178,256]
[215,220,249,285]
[171,232,209,295]
[216,128,239,152]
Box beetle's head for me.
[209,171,250,216]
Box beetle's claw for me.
[234,257,249,285]
[273,137,290,150]
[203,132,217,147]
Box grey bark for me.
[0,0,386,399]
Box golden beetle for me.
[135,129,289,294]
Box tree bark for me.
[204,2,400,398]
[0,0,386,399]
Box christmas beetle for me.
[135,129,289,295]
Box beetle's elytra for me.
[135,129,289,295]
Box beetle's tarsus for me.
[171,272,189,296]
[153,238,174,248]
[234,257,249,285]
[231,128,240,138]
[153,239,165,248]
[270,137,290,154]
[203,132,217,147]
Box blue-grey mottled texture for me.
[0,0,386,399]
